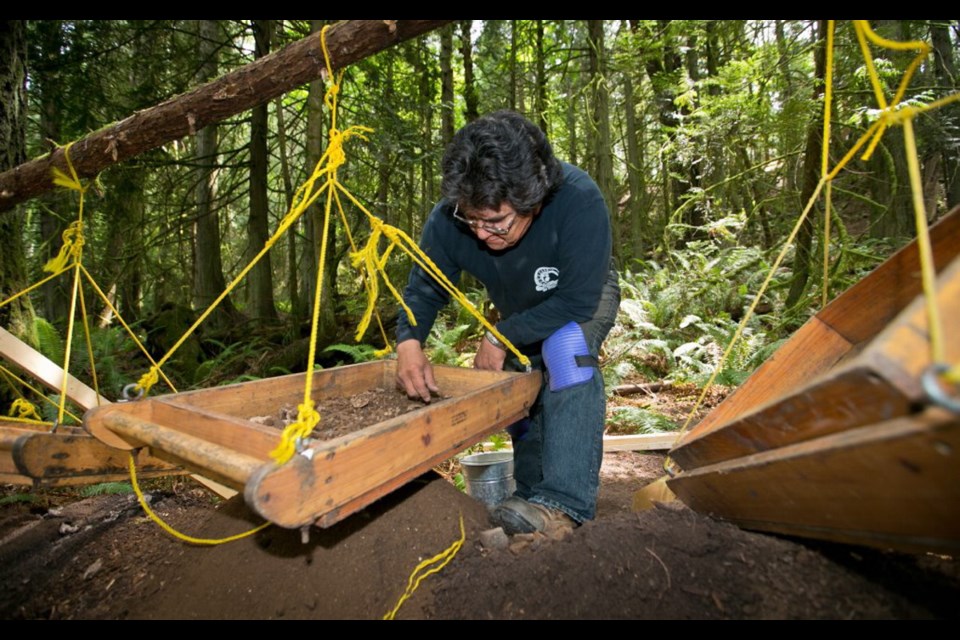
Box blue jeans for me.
[508,268,620,523]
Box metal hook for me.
[921,363,960,414]
[121,383,144,402]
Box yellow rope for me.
[337,183,531,368]
[127,452,270,545]
[0,266,71,311]
[820,21,835,308]
[57,265,82,426]
[0,364,81,425]
[9,398,42,422]
[79,265,178,394]
[383,513,466,620]
[902,117,945,364]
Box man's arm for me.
[395,206,462,402]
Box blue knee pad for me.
[542,321,597,392]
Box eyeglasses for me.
[451,203,518,236]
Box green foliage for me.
[607,406,679,434]
[453,472,466,492]
[33,317,65,367]
[0,492,41,506]
[487,432,510,451]
[79,482,133,497]
[322,343,379,365]
[425,322,474,367]
[605,242,783,389]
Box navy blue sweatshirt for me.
[397,162,613,355]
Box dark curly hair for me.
[440,110,563,216]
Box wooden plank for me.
[0,473,33,486]
[246,370,543,528]
[674,317,853,446]
[0,327,111,410]
[672,253,960,470]
[0,427,23,451]
[92,411,264,488]
[818,205,960,345]
[603,433,677,452]
[668,408,960,555]
[672,365,912,469]
[85,394,281,456]
[189,474,238,500]
[12,431,183,481]
[676,205,960,449]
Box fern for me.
[33,317,65,366]
[425,323,473,366]
[80,482,133,497]
[607,406,679,434]
[322,343,378,364]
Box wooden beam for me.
[668,408,960,555]
[0,327,111,410]
[603,433,677,451]
[672,252,960,469]
[92,411,264,489]
[676,206,960,448]
[0,20,453,213]
[246,365,543,528]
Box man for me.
[396,110,620,535]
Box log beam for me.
[0,20,452,213]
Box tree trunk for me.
[34,20,70,327]
[565,74,579,166]
[298,26,322,322]
[535,20,548,133]
[785,20,827,310]
[623,57,649,260]
[459,21,479,123]
[931,21,960,210]
[509,21,518,112]
[643,20,687,241]
[247,19,278,323]
[191,20,238,329]
[273,44,299,317]
[440,24,455,148]
[0,20,34,337]
[587,20,619,261]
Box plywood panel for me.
[675,206,960,452]
[669,408,960,555]
[673,253,960,470]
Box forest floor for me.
[1,384,958,620]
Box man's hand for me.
[396,339,441,403]
[474,334,507,371]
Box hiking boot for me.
[491,497,577,536]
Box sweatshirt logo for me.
[534,266,559,292]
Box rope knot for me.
[135,366,160,397]
[9,398,42,421]
[43,220,86,273]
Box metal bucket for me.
[460,451,515,509]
